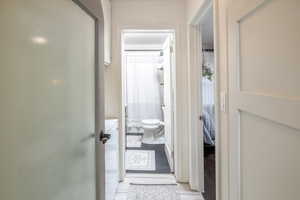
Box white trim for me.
[164,144,174,172]
[188,0,222,197]
[212,0,221,199]
[120,32,127,180]
[187,24,204,192]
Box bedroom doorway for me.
[200,5,216,200]
[121,30,175,175]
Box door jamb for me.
[188,1,221,199]
[120,29,177,180]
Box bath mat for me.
[129,179,177,185]
[126,150,156,171]
[127,184,179,200]
[127,135,142,147]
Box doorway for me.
[121,30,175,175]
[187,0,219,198]
[199,5,216,200]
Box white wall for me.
[105,0,190,182]
[186,0,206,23]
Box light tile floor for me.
[114,174,204,200]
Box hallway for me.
[1,1,299,200]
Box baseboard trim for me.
[164,144,174,173]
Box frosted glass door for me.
[0,1,96,200]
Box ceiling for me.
[124,33,169,50]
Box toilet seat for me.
[143,125,159,129]
[142,119,161,126]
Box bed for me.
[203,104,215,146]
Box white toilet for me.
[141,119,164,144]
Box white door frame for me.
[187,0,221,197]
[120,29,177,179]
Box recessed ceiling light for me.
[32,37,48,44]
[51,80,62,86]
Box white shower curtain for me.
[125,52,162,132]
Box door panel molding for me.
[236,93,300,130]
[229,0,300,200]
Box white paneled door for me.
[0,0,98,200]
[228,0,300,200]
[162,37,175,171]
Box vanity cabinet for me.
[105,119,119,200]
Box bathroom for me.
[122,31,175,174]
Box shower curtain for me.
[125,52,162,133]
